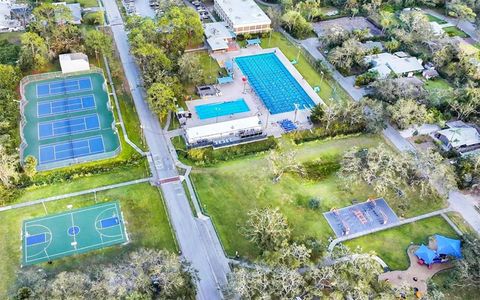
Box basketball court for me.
[22,201,128,266]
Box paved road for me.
[424,8,479,42]
[448,191,480,233]
[101,1,229,299]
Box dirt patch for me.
[379,245,453,293]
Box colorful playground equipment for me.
[415,235,462,268]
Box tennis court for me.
[39,136,105,164]
[22,201,128,266]
[20,71,120,170]
[37,95,96,117]
[235,52,316,114]
[324,198,399,238]
[38,114,100,140]
[36,77,92,98]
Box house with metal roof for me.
[364,52,424,77]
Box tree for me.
[327,38,367,74]
[265,7,283,29]
[48,271,92,299]
[85,30,113,61]
[147,82,176,120]
[449,86,480,120]
[0,40,20,65]
[132,43,172,87]
[388,98,431,130]
[31,3,72,37]
[19,32,48,70]
[178,53,204,85]
[267,141,305,182]
[453,234,480,287]
[243,208,291,251]
[414,149,457,196]
[295,0,322,21]
[23,156,37,178]
[371,78,426,105]
[448,0,476,25]
[0,145,18,187]
[321,25,350,48]
[0,64,20,90]
[49,24,83,57]
[281,10,313,39]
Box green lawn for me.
[344,216,458,270]
[65,0,99,8]
[0,183,176,298]
[443,26,469,38]
[261,32,351,103]
[0,31,23,44]
[423,77,452,91]
[191,135,445,259]
[16,164,150,203]
[426,14,448,25]
[184,51,223,99]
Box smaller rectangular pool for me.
[195,99,250,120]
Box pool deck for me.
[185,46,324,137]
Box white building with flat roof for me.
[204,22,235,52]
[214,0,271,35]
[365,52,424,77]
[59,53,90,74]
[185,116,263,146]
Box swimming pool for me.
[235,53,316,114]
[195,99,250,120]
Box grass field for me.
[344,216,458,270]
[423,77,452,91]
[261,32,351,103]
[426,14,448,25]
[191,135,446,259]
[184,51,223,99]
[0,183,176,298]
[0,31,22,44]
[443,26,469,38]
[65,0,99,8]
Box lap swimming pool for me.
[235,52,316,114]
[195,99,250,120]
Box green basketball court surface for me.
[22,201,128,266]
[20,72,120,170]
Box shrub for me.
[355,70,379,86]
[307,198,320,209]
[303,158,341,180]
[184,137,277,166]
[289,123,366,144]
[83,11,105,25]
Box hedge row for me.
[289,123,366,144]
[183,137,278,166]
[303,158,341,180]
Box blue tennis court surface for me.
[39,136,105,164]
[195,99,250,120]
[36,77,92,98]
[37,95,96,117]
[323,198,399,238]
[38,114,100,140]
[235,53,316,114]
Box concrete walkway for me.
[328,208,451,252]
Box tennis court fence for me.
[19,67,106,166]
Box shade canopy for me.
[415,244,437,265]
[435,234,462,258]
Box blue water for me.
[195,99,250,120]
[235,53,316,114]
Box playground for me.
[22,201,128,266]
[20,71,120,170]
[379,234,462,294]
[324,198,399,237]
